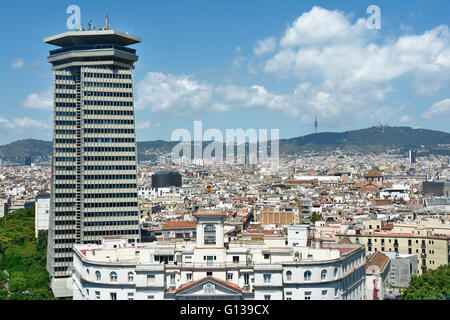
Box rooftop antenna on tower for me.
[105,13,110,30]
[315,116,318,135]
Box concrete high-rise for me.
[409,150,417,164]
[44,29,141,297]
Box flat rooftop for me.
[44,30,141,47]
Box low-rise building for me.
[0,198,10,218]
[73,211,366,300]
[161,220,196,241]
[35,193,50,237]
[365,251,390,300]
[337,231,449,275]
[383,252,418,299]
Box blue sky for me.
[0,0,449,144]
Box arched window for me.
[334,268,338,279]
[304,270,311,281]
[110,272,117,282]
[95,271,101,281]
[128,272,134,283]
[204,224,216,245]
[286,271,292,281]
[321,269,327,281]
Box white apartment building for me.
[0,199,9,218]
[73,212,366,300]
[379,184,411,202]
[35,193,50,238]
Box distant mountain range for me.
[1,126,449,163]
[279,126,450,154]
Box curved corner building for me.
[44,29,141,297]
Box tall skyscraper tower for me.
[409,150,417,164]
[44,29,141,297]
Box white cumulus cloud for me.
[0,116,50,131]
[258,6,450,127]
[134,7,450,129]
[135,72,295,116]
[23,89,53,110]
[253,37,277,56]
[422,99,450,120]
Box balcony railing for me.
[162,261,254,269]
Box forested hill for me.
[1,126,449,162]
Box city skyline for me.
[0,0,449,304]
[0,0,450,146]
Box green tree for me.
[0,205,55,300]
[37,230,48,253]
[400,264,450,300]
[309,212,321,223]
[8,272,27,292]
[0,289,8,300]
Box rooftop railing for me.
[50,44,136,56]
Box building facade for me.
[151,171,182,189]
[383,252,418,298]
[0,199,9,218]
[72,212,366,300]
[337,232,449,275]
[35,193,51,238]
[44,29,141,296]
[422,181,450,197]
[365,251,390,300]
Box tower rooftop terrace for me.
[44,30,141,47]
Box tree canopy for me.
[0,206,56,300]
[400,264,450,300]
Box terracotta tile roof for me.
[338,247,358,255]
[366,251,389,273]
[194,212,226,216]
[364,168,383,178]
[360,184,381,192]
[338,236,354,245]
[381,223,393,231]
[162,220,196,229]
[375,199,393,206]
